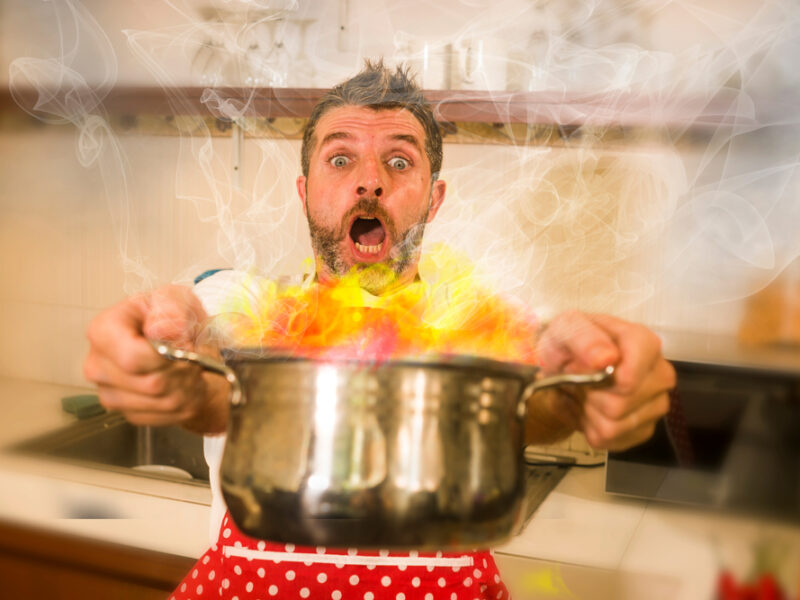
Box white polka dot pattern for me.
[169,512,510,600]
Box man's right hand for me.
[83,285,229,434]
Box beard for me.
[307,196,429,295]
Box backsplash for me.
[1,0,798,388]
[0,124,766,387]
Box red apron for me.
[171,512,510,600]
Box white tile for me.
[620,504,800,600]
[499,468,647,570]
[0,301,91,386]
[494,554,681,600]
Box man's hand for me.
[83,285,229,434]
[528,311,676,452]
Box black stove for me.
[605,357,800,522]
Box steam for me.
[8,0,153,291]
[7,0,800,332]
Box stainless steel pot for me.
[153,342,613,549]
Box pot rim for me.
[220,346,540,382]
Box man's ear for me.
[296,175,308,217]
[426,178,447,223]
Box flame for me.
[214,245,540,365]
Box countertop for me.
[1,377,798,600]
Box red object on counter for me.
[716,570,787,600]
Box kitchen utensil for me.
[451,37,509,91]
[153,341,612,549]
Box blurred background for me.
[0,1,799,599]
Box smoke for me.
[7,0,800,332]
[8,0,154,290]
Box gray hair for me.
[301,59,443,179]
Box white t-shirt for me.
[193,269,286,541]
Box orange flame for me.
[215,246,540,365]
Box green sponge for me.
[61,394,105,419]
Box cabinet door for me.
[0,519,195,599]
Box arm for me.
[83,285,230,434]
[527,310,676,452]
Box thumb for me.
[539,311,619,373]
[142,285,208,347]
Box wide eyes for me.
[328,155,411,170]
[388,157,410,170]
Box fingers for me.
[97,385,190,417]
[538,310,677,452]
[581,390,671,452]
[587,314,668,397]
[83,285,214,429]
[85,353,196,400]
[86,295,167,375]
[538,310,620,374]
[589,357,676,421]
[143,285,209,345]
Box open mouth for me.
[349,217,387,256]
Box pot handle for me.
[149,340,244,407]
[517,365,615,418]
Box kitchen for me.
[1,0,799,598]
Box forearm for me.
[524,388,577,445]
[182,372,230,435]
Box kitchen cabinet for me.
[0,518,194,599]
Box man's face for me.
[296,106,446,295]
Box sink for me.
[11,412,209,485]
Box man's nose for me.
[355,156,385,198]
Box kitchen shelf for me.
[1,85,746,126]
[1,85,755,146]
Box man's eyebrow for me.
[319,131,352,147]
[390,134,423,153]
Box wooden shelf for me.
[1,85,752,130]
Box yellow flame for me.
[215,244,540,364]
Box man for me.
[84,61,675,599]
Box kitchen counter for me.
[1,377,798,600]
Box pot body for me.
[219,354,535,549]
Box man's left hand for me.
[536,311,676,452]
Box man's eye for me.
[330,156,350,168]
[388,157,409,170]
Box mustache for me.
[335,197,397,241]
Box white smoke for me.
[7,0,800,332]
[8,0,154,291]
